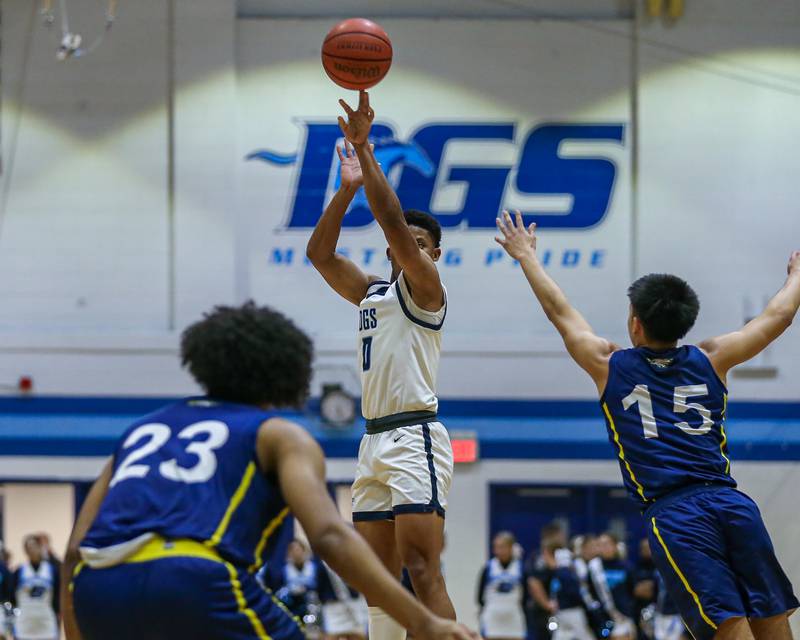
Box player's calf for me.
[749,613,793,640]
[395,513,455,621]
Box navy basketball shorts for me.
[72,540,304,640]
[646,485,798,640]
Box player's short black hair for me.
[404,209,442,247]
[628,274,700,343]
[180,302,313,408]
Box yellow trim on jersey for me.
[720,394,731,474]
[69,561,87,593]
[249,507,290,573]
[125,536,223,564]
[72,560,87,578]
[225,561,272,640]
[207,461,258,548]
[651,517,717,631]
[602,402,648,502]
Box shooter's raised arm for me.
[699,251,800,381]
[338,91,443,310]
[495,210,617,392]
[306,141,379,306]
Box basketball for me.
[321,18,393,90]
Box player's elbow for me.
[305,244,332,268]
[305,244,323,264]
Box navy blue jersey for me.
[82,398,290,570]
[601,346,736,505]
[600,558,634,617]
[551,565,584,610]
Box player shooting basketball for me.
[495,210,799,640]
[306,90,457,640]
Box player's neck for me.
[636,339,679,351]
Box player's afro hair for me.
[628,274,700,343]
[404,209,442,247]
[180,302,313,408]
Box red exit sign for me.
[450,432,479,464]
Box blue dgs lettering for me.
[359,308,378,331]
[247,121,625,231]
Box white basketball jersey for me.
[358,272,446,420]
[482,557,524,609]
[14,562,58,640]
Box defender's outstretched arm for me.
[699,251,800,380]
[338,91,443,310]
[258,419,476,640]
[62,460,113,640]
[496,210,617,392]
[306,141,379,306]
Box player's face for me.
[493,537,513,563]
[386,226,441,273]
[24,539,42,563]
[581,537,597,560]
[287,541,307,565]
[598,535,617,559]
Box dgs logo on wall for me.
[247,122,626,229]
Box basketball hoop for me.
[40,0,117,61]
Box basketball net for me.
[39,0,117,60]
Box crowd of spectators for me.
[0,526,692,640]
[476,523,691,640]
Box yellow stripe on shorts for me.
[651,517,717,630]
[225,561,272,640]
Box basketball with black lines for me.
[321,18,392,90]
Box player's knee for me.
[714,616,754,640]
[402,549,442,590]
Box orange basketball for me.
[321,18,393,90]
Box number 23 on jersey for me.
[109,420,229,488]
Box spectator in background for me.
[526,524,561,639]
[571,535,611,640]
[549,536,595,640]
[477,532,526,640]
[13,535,59,640]
[265,539,320,621]
[34,535,60,571]
[318,559,368,640]
[528,523,596,640]
[632,539,657,637]
[589,533,635,640]
[0,542,14,640]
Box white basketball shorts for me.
[351,421,453,521]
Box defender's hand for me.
[336,140,365,190]
[416,617,481,640]
[788,251,800,275]
[338,91,374,146]
[495,210,537,261]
